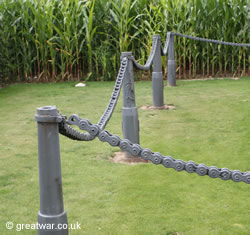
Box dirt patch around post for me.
[140,104,175,111]
[111,152,149,165]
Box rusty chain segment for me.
[59,115,250,185]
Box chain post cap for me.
[37,106,59,116]
[168,32,174,37]
[35,106,61,123]
[153,34,161,39]
[121,51,132,57]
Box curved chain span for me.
[61,115,250,185]
[59,58,128,141]
[174,32,250,47]
[162,32,172,55]
[131,36,159,70]
[97,58,128,129]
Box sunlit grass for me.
[0,78,249,234]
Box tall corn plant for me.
[25,0,51,81]
[0,0,26,81]
[105,0,141,52]
[140,1,164,64]
[82,0,97,75]
[51,0,87,80]
[0,0,249,82]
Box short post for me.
[167,33,176,86]
[152,34,164,107]
[35,106,68,235]
[121,52,140,145]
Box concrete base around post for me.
[152,72,164,107]
[167,60,176,86]
[122,107,140,144]
[37,211,68,235]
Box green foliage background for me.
[0,0,249,83]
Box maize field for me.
[0,0,249,83]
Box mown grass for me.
[0,78,249,234]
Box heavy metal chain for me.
[59,58,128,141]
[174,32,250,47]
[58,31,250,183]
[131,36,159,70]
[162,32,171,55]
[62,114,250,185]
[97,58,128,129]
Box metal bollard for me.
[35,106,68,235]
[152,34,164,107]
[121,52,140,145]
[167,33,176,86]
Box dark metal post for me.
[35,106,68,235]
[167,33,176,86]
[121,52,139,145]
[152,34,164,107]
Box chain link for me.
[59,120,95,141]
[59,35,159,140]
[59,58,128,141]
[62,115,250,185]
[131,36,159,70]
[97,58,128,129]
[58,30,249,184]
[162,32,172,55]
[174,32,250,47]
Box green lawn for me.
[0,78,249,235]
